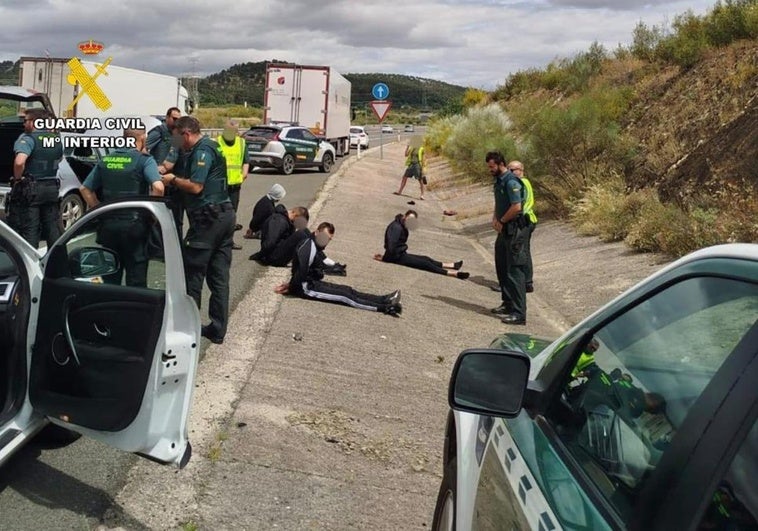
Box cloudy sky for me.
[1,0,716,89]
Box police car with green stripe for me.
[433,243,758,530]
[243,124,335,175]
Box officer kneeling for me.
[161,116,235,345]
[80,127,165,287]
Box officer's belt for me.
[188,202,234,216]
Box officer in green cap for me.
[8,108,64,248]
[80,127,165,287]
[161,116,235,345]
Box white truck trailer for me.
[19,56,193,119]
[263,63,351,156]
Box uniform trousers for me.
[183,205,235,339]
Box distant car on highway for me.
[349,126,369,148]
[404,124,414,133]
[243,124,336,175]
[433,243,758,531]
[381,124,394,134]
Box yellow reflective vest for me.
[218,136,246,185]
[405,146,425,170]
[522,176,538,224]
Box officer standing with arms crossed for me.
[216,122,249,249]
[79,127,165,287]
[161,116,235,345]
[487,151,528,325]
[8,108,64,248]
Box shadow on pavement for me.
[421,293,494,317]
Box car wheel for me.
[432,457,456,531]
[60,192,85,231]
[281,154,295,175]
[320,152,334,173]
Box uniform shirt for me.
[382,215,409,261]
[494,170,523,220]
[14,130,63,179]
[82,148,161,192]
[146,123,173,165]
[182,136,229,212]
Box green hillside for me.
[0,61,18,85]
[196,61,468,110]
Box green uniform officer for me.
[150,107,184,241]
[162,116,235,345]
[80,128,164,287]
[486,151,528,325]
[508,161,537,293]
[9,108,64,248]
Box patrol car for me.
[244,124,336,175]
[433,243,758,530]
[0,198,200,469]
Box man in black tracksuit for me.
[275,222,401,315]
[244,183,286,239]
[376,210,470,279]
[249,205,308,263]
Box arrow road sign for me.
[372,82,389,100]
[370,100,392,122]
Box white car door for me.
[5,200,200,467]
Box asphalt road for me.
[0,156,343,530]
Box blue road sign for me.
[372,82,389,100]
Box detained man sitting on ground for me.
[249,205,308,264]
[275,222,401,315]
[373,210,470,280]
[244,183,286,240]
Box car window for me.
[245,128,277,139]
[550,276,758,522]
[697,416,758,529]
[286,128,304,140]
[350,127,363,134]
[62,207,166,291]
[301,129,317,142]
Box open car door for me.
[26,200,200,467]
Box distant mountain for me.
[195,61,469,109]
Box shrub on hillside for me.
[424,115,463,154]
[441,104,517,179]
[571,177,649,241]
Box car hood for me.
[487,333,554,359]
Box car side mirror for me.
[449,348,531,418]
[68,246,120,278]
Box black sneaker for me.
[385,289,401,306]
[456,271,470,280]
[526,282,534,293]
[384,303,402,316]
[453,260,463,270]
[201,325,224,344]
[501,314,526,325]
[490,304,512,315]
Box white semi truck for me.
[19,56,193,118]
[263,63,351,156]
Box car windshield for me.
[350,127,364,134]
[245,128,278,139]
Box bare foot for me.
[274,283,289,294]
[419,196,425,200]
[373,253,384,261]
[392,191,401,195]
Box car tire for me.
[432,457,456,531]
[320,152,334,173]
[281,154,295,175]
[60,192,85,232]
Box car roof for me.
[0,86,46,99]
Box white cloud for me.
[0,0,716,89]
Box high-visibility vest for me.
[405,146,425,169]
[218,136,246,185]
[522,176,538,224]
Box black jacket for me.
[290,235,325,295]
[382,215,408,262]
[248,195,277,232]
[267,228,311,267]
[259,204,293,261]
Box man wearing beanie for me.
[244,183,286,240]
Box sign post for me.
[371,83,390,159]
